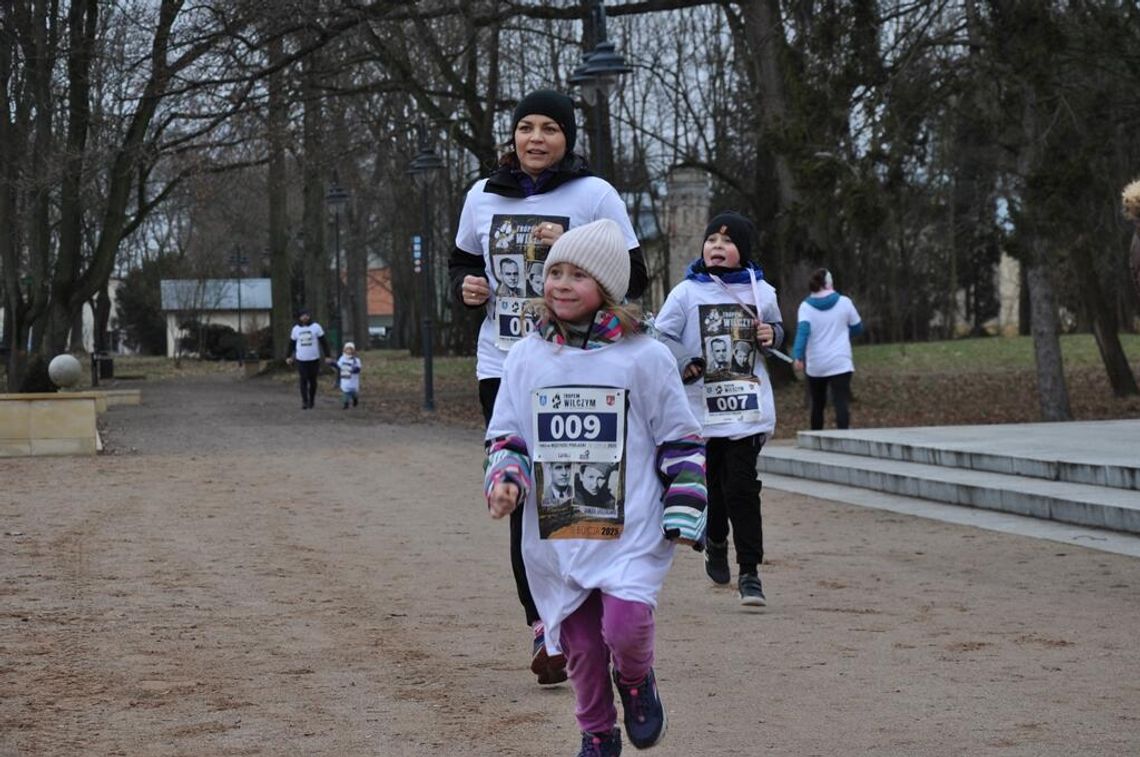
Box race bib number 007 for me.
[703,378,762,423]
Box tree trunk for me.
[739,0,813,288]
[50,0,98,357]
[300,51,327,328]
[68,307,84,353]
[1025,259,1072,421]
[1131,229,1140,303]
[94,287,112,352]
[348,215,368,348]
[1070,241,1138,396]
[47,0,184,357]
[267,33,291,360]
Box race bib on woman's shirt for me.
[489,213,568,349]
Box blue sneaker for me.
[612,667,666,748]
[577,727,622,756]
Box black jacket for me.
[447,155,648,306]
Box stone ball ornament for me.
[48,354,83,388]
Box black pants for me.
[480,377,541,627]
[807,371,853,430]
[296,359,321,406]
[705,434,765,571]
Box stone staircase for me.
[758,421,1140,535]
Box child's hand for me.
[756,322,775,347]
[488,481,520,519]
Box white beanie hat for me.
[543,218,630,302]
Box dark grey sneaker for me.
[612,667,666,749]
[704,539,731,585]
[530,623,567,686]
[739,571,767,607]
[577,727,622,756]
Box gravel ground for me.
[1,373,1138,756]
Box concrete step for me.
[758,444,1140,535]
[795,421,1140,490]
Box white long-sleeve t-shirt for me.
[654,276,781,437]
[486,332,701,652]
[454,177,639,380]
[795,293,862,377]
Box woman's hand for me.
[462,275,491,306]
[488,481,519,519]
[682,362,704,381]
[532,222,564,247]
[794,359,805,372]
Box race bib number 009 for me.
[531,387,626,463]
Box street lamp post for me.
[326,174,350,351]
[406,125,444,412]
[228,248,249,365]
[568,0,632,178]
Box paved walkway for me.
[3,375,1139,755]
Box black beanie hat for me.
[703,211,755,264]
[512,90,577,153]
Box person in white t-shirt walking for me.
[286,308,334,410]
[792,268,864,430]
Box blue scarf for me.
[683,258,766,284]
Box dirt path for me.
[2,374,1138,756]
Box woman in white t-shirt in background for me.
[792,268,863,430]
[286,308,334,410]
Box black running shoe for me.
[704,539,731,585]
[612,667,666,749]
[577,727,622,756]
[739,571,767,607]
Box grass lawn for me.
[7,334,1140,438]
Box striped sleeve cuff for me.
[484,435,532,506]
[657,435,707,547]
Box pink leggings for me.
[559,590,655,734]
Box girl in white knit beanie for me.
[484,218,708,755]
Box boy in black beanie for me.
[652,210,784,606]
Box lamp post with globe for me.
[568,0,633,179]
